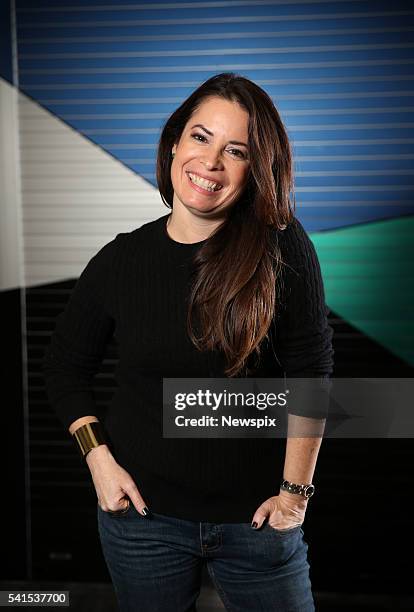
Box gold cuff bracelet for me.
[72,421,107,459]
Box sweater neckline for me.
[160,213,209,249]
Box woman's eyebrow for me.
[190,124,248,148]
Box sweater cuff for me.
[51,391,104,432]
[286,376,332,421]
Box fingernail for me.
[142,506,153,519]
[251,521,258,529]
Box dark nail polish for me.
[251,521,258,529]
[142,506,153,518]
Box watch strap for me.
[280,478,315,499]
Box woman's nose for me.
[200,153,223,170]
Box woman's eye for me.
[191,134,247,159]
[191,133,207,142]
[228,148,245,158]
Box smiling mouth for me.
[186,172,223,192]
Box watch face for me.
[305,485,315,498]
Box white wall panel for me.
[18,89,165,287]
[0,78,23,291]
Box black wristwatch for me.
[280,478,315,499]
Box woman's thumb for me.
[124,483,153,519]
[251,500,272,529]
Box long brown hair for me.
[156,73,295,376]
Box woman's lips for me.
[186,172,222,196]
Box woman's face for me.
[171,96,251,217]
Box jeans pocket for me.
[261,522,304,568]
[264,522,303,536]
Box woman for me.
[43,72,334,612]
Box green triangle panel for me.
[311,216,414,367]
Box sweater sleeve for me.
[272,217,334,418]
[41,234,123,431]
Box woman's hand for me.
[86,445,151,517]
[251,490,308,530]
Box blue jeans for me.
[97,503,315,612]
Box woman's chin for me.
[181,195,222,211]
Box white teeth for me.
[188,172,222,192]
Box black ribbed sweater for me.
[42,213,334,523]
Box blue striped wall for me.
[0,0,13,84]
[14,0,414,232]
